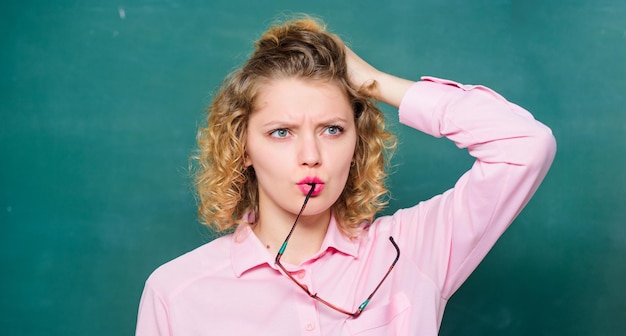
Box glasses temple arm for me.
[275,183,317,263]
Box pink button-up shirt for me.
[136,77,556,335]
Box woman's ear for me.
[244,154,252,167]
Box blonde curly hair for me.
[194,16,396,237]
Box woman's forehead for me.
[251,78,351,118]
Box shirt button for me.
[305,323,315,331]
[296,270,306,279]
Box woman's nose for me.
[298,134,321,167]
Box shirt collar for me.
[319,214,360,259]
[231,212,360,278]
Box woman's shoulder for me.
[144,233,234,295]
[367,194,447,239]
[371,197,434,225]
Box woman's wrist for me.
[374,72,414,108]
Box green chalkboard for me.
[1,0,624,335]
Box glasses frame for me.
[274,183,400,319]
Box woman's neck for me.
[253,209,331,266]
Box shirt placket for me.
[291,267,322,336]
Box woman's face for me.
[245,78,357,219]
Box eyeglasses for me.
[274,183,400,319]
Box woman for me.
[136,17,556,335]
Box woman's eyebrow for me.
[316,116,350,125]
[260,119,299,127]
[260,115,349,128]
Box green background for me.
[2,0,625,335]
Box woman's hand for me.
[345,46,415,108]
[345,47,382,94]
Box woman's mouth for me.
[297,178,324,196]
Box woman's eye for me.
[269,128,289,138]
[325,125,343,135]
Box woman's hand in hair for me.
[345,46,414,108]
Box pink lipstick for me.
[297,177,324,196]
